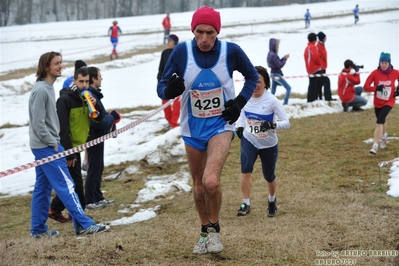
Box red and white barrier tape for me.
[378,157,399,168]
[0,99,174,178]
[233,71,371,82]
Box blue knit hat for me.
[379,52,391,63]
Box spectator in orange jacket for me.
[316,32,335,101]
[338,59,367,112]
[304,33,323,102]
[162,13,171,44]
[363,52,399,155]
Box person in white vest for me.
[157,6,258,254]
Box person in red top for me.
[338,59,367,112]
[162,13,171,44]
[316,32,335,101]
[108,21,122,57]
[304,33,323,102]
[363,52,399,155]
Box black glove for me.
[260,121,276,132]
[376,85,384,92]
[236,127,244,139]
[221,95,247,125]
[354,66,360,72]
[110,110,121,124]
[165,74,185,99]
[395,87,399,97]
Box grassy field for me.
[1,106,399,266]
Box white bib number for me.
[245,119,269,139]
[190,87,224,118]
[376,86,392,101]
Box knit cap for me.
[191,6,221,33]
[167,34,179,45]
[379,52,391,63]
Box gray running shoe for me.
[86,202,106,210]
[237,203,251,216]
[206,227,223,253]
[77,224,110,235]
[192,233,208,254]
[99,199,115,205]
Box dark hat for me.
[75,60,87,70]
[317,31,326,41]
[191,6,221,33]
[379,52,391,63]
[308,33,317,42]
[167,34,179,45]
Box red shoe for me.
[48,207,70,223]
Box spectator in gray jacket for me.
[267,38,291,105]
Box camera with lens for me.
[353,64,364,72]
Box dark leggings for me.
[240,137,278,183]
[374,106,392,124]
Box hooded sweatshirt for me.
[267,38,287,75]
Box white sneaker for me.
[370,143,378,155]
[206,227,223,253]
[192,233,208,254]
[380,133,388,149]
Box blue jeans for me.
[348,86,367,107]
[271,73,291,105]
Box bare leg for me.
[240,173,252,199]
[185,144,208,226]
[373,123,384,144]
[267,179,277,197]
[185,132,232,225]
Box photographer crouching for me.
[338,59,368,112]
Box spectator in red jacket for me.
[304,33,323,102]
[162,13,171,44]
[316,32,335,101]
[338,59,367,112]
[363,52,399,155]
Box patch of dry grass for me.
[1,107,399,265]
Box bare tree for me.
[53,0,58,21]
[0,0,12,26]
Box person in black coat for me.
[84,66,121,209]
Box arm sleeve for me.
[157,46,186,100]
[90,113,114,130]
[363,71,376,92]
[272,56,287,70]
[273,98,290,130]
[229,43,259,101]
[236,108,246,128]
[157,50,167,82]
[30,89,58,147]
[56,97,75,160]
[347,73,361,85]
